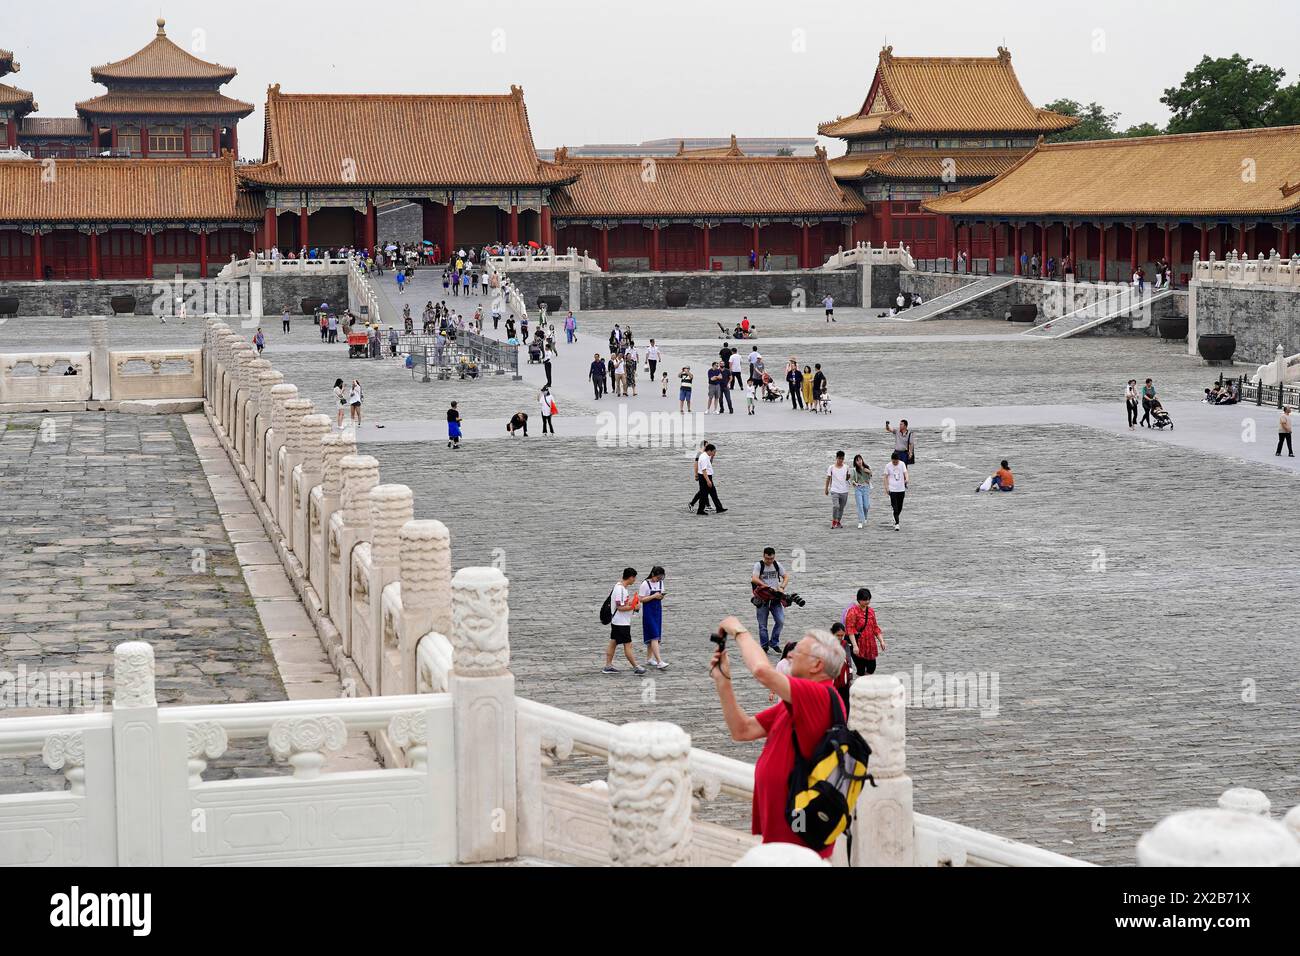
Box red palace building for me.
[549,146,864,271]
[820,46,1077,263]
[1,46,35,150]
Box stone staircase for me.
[1021,287,1176,339]
[891,275,1017,322]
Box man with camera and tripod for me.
[709,615,844,858]
[751,547,801,653]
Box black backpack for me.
[598,587,615,625]
[785,686,875,850]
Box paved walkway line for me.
[182,413,379,772]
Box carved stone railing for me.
[823,241,916,271]
[1192,250,1300,289]
[218,256,352,279]
[0,352,91,403]
[107,349,203,400]
[486,246,602,273]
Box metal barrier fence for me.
[1218,372,1300,409]
[399,330,519,380]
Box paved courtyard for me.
[2,285,1297,862]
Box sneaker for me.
[857,522,864,529]
[656,660,670,670]
[601,666,619,674]
[715,507,729,513]
[632,665,647,675]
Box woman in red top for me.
[844,587,885,676]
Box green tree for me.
[774,147,794,156]
[1043,98,1121,142]
[1120,122,1165,138]
[1161,54,1300,132]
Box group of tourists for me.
[783,357,830,413]
[332,377,364,428]
[587,324,642,398]
[1125,378,1171,429]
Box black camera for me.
[773,591,806,608]
[709,630,727,651]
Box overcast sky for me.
[6,0,1298,158]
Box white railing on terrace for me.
[822,241,916,271]
[486,246,602,273]
[219,255,352,279]
[483,258,530,318]
[1192,250,1300,289]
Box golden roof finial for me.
[156,17,167,37]
[997,46,1011,61]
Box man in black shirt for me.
[589,353,606,399]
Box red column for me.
[1129,222,1139,275]
[144,232,155,278]
[228,124,238,159]
[140,126,149,158]
[299,207,309,249]
[444,200,455,256]
[110,125,118,152]
[1281,223,1291,258]
[598,228,609,271]
[1163,223,1172,276]
[32,232,43,279]
[7,120,16,148]
[1012,223,1021,275]
[1099,224,1107,282]
[366,202,377,251]
[509,204,519,244]
[183,127,191,158]
[800,223,810,269]
[263,207,277,251]
[213,125,220,157]
[752,224,761,264]
[650,224,660,271]
[1041,222,1049,277]
[701,225,711,270]
[540,206,552,248]
[878,201,892,246]
[1237,221,1247,256]
[1200,223,1209,260]
[89,232,101,279]
[199,231,209,277]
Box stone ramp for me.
[1021,287,1176,339]
[891,275,1018,322]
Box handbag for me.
[549,400,558,416]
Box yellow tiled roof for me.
[819,46,1077,137]
[924,127,1300,218]
[0,82,34,109]
[0,156,261,221]
[91,19,238,84]
[548,153,864,218]
[676,134,745,157]
[76,90,254,117]
[828,149,1025,181]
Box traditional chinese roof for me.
[547,151,864,219]
[819,47,1077,137]
[0,49,16,78]
[676,134,746,157]
[924,127,1300,219]
[241,84,572,188]
[19,116,92,137]
[0,156,261,221]
[828,149,1025,182]
[75,89,254,118]
[90,19,238,84]
[0,82,35,111]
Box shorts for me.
[610,624,632,645]
[825,308,834,316]
[679,388,692,401]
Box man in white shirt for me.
[602,567,646,674]
[1278,406,1294,457]
[728,349,744,389]
[695,444,726,516]
[823,294,835,323]
[747,346,764,383]
[885,451,909,530]
[824,450,851,529]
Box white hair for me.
[804,628,845,676]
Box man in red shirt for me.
[709,614,845,857]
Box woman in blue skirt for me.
[638,566,667,669]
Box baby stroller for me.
[760,373,784,402]
[1150,399,1173,430]
[527,341,543,364]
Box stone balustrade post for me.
[607,721,693,867]
[1137,805,1300,866]
[214,329,237,430]
[239,357,271,463]
[279,397,314,543]
[252,369,283,493]
[734,843,830,867]
[226,341,254,434]
[112,641,163,866]
[232,345,258,458]
[1219,787,1271,816]
[89,317,110,401]
[293,413,332,569]
[335,454,379,657]
[368,483,413,694]
[398,519,451,695]
[203,318,221,401]
[314,431,356,616]
[449,566,516,863]
[264,384,298,522]
[849,675,915,866]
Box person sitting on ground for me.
[1220,381,1240,405]
[1205,384,1224,404]
[506,411,529,436]
[978,460,1015,493]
